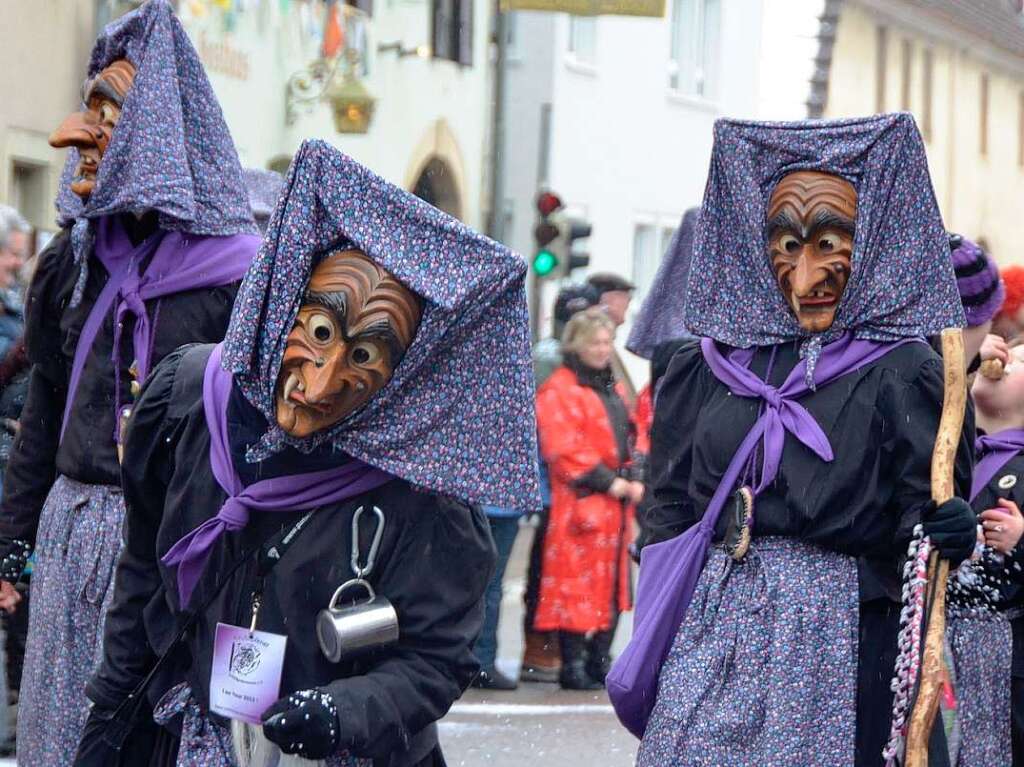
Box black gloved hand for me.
[923,497,977,567]
[262,688,340,760]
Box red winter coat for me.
[634,383,653,457]
[534,365,634,634]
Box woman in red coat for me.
[535,307,642,690]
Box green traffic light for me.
[533,249,558,276]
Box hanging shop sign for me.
[499,0,665,17]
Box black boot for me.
[585,630,614,684]
[559,632,602,691]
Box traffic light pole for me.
[485,0,508,241]
[529,265,541,343]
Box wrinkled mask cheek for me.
[318,352,383,422]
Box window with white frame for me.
[668,0,720,98]
[568,16,597,64]
[632,224,659,301]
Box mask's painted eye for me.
[818,233,841,252]
[779,234,801,254]
[98,102,119,125]
[351,342,381,367]
[308,314,335,344]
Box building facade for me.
[175,0,495,230]
[499,0,767,379]
[815,0,1024,265]
[0,0,98,246]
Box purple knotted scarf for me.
[970,429,1024,502]
[59,216,257,443]
[607,333,919,738]
[161,344,393,608]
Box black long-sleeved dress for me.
[88,344,496,766]
[644,338,974,767]
[0,220,239,566]
[970,451,1024,764]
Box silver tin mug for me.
[316,578,399,663]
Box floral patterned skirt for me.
[637,536,859,767]
[947,608,1012,767]
[17,477,125,767]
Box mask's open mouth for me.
[792,289,838,314]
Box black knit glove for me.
[0,537,31,582]
[923,498,977,567]
[262,689,340,759]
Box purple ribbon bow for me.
[60,216,259,443]
[607,333,919,738]
[970,429,1024,502]
[161,343,393,608]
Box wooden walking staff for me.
[905,328,967,767]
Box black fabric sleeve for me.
[886,354,975,549]
[572,464,617,493]
[85,346,188,709]
[327,497,496,760]
[0,231,72,568]
[640,340,706,551]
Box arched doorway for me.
[411,156,462,220]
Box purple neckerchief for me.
[161,343,394,608]
[607,332,921,738]
[970,429,1024,502]
[698,334,920,529]
[60,216,258,443]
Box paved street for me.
[440,519,638,766]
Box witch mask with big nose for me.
[767,170,857,334]
[275,250,422,439]
[50,59,137,200]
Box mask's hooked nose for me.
[50,110,104,151]
[791,249,829,297]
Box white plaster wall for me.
[0,0,97,230]
[178,0,493,230]
[755,0,823,120]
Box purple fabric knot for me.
[160,344,394,608]
[701,340,838,503]
[760,384,783,411]
[970,429,1024,502]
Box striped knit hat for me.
[950,233,1004,327]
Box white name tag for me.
[209,622,287,724]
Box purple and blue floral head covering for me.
[684,112,964,369]
[55,0,255,298]
[222,139,542,512]
[626,207,698,359]
[243,168,285,232]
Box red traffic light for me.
[536,191,563,217]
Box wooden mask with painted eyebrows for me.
[49,59,137,200]
[275,250,423,438]
[767,170,857,334]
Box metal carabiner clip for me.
[351,505,386,579]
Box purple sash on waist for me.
[60,216,258,442]
[160,343,393,608]
[970,429,1024,502]
[607,333,920,738]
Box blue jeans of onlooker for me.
[474,516,521,670]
